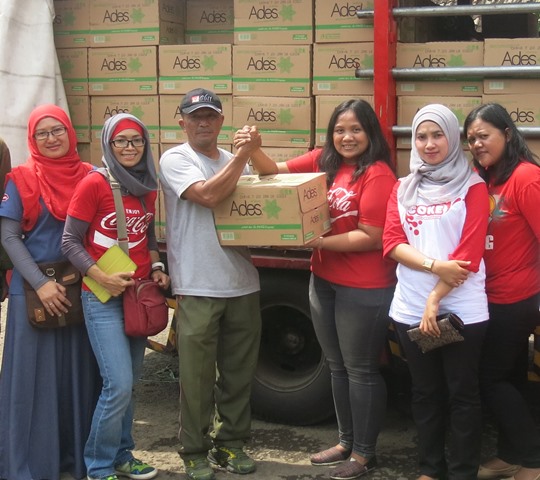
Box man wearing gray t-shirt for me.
[159,88,261,480]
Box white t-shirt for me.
[387,181,488,326]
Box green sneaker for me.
[115,458,157,480]
[87,475,119,480]
[208,446,256,474]
[184,457,215,480]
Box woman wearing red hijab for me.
[0,104,100,480]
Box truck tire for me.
[251,268,334,425]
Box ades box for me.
[213,173,331,246]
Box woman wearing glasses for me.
[62,113,169,480]
[0,104,100,480]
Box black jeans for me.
[395,320,488,480]
[479,292,540,468]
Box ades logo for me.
[102,9,130,23]
[101,58,127,72]
[229,200,263,217]
[501,51,537,66]
[247,108,277,122]
[331,2,364,18]
[104,106,129,117]
[412,54,446,68]
[173,56,201,70]
[200,10,228,23]
[249,6,278,20]
[329,54,361,69]
[303,186,319,200]
[247,57,277,71]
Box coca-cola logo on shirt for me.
[101,211,153,235]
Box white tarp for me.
[0,0,67,165]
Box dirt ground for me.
[0,303,422,480]
[3,302,536,480]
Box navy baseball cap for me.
[180,88,222,114]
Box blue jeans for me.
[82,291,147,479]
[309,274,394,459]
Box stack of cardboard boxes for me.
[53,0,540,243]
[55,0,185,170]
[393,37,540,177]
[482,38,540,155]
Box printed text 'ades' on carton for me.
[213,172,331,247]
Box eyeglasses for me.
[34,126,67,141]
[110,137,146,148]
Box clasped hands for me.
[233,125,261,153]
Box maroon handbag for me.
[123,278,168,337]
[107,170,168,337]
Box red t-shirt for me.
[68,172,156,281]
[484,161,540,303]
[287,149,397,289]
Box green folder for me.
[83,245,137,303]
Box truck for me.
[0,0,539,426]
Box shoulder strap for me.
[106,169,129,256]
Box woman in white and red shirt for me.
[237,99,397,480]
[464,103,540,480]
[383,104,490,480]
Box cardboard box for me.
[89,0,185,46]
[77,142,91,163]
[66,95,91,142]
[315,95,374,146]
[213,173,331,246]
[90,95,160,141]
[88,46,158,96]
[233,45,311,97]
[312,43,374,96]
[314,0,374,43]
[233,0,313,45]
[251,146,310,166]
[159,44,232,95]
[53,0,90,48]
[483,38,540,95]
[526,139,540,159]
[481,94,540,127]
[396,42,484,97]
[160,94,233,143]
[396,96,482,149]
[185,0,234,45]
[232,96,313,148]
[57,48,88,96]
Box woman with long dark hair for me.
[464,103,540,480]
[235,99,397,480]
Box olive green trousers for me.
[176,293,261,458]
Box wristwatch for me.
[422,258,435,272]
[151,261,165,273]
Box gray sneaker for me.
[184,457,215,480]
[208,446,256,474]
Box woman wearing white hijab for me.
[383,104,490,480]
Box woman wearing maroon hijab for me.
[0,104,100,480]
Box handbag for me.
[406,313,465,353]
[122,278,169,337]
[108,170,168,337]
[24,260,83,328]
